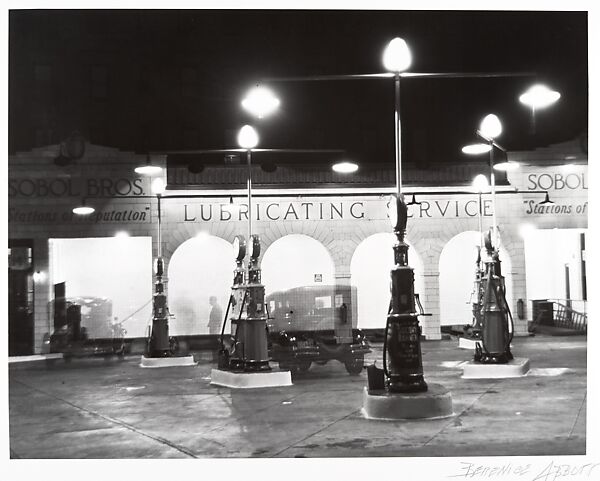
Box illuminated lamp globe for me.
[480,114,502,139]
[241,86,280,119]
[332,161,359,174]
[135,155,163,175]
[151,177,166,195]
[73,204,95,215]
[383,37,412,73]
[519,84,561,109]
[238,125,259,150]
[462,143,492,155]
[493,161,520,172]
[472,174,490,193]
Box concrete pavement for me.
[9,334,586,459]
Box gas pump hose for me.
[382,300,393,380]
[219,295,234,351]
[231,289,248,357]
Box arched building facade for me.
[8,142,588,354]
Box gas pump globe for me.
[384,195,427,393]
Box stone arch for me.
[261,234,335,296]
[161,218,239,262]
[167,234,235,336]
[438,229,514,327]
[350,232,425,330]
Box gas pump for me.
[474,230,514,364]
[220,235,271,372]
[147,257,172,357]
[383,195,428,393]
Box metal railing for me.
[552,301,587,333]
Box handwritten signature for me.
[448,461,600,481]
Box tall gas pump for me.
[384,195,428,393]
[227,235,271,372]
[212,234,291,387]
[147,257,172,357]
[474,229,514,364]
[140,188,195,367]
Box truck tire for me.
[298,360,311,372]
[279,362,298,376]
[344,356,364,375]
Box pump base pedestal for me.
[210,368,292,389]
[458,337,480,350]
[462,357,530,379]
[459,337,513,350]
[140,355,196,368]
[361,384,453,420]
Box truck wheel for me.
[298,361,311,372]
[279,362,298,376]
[344,357,364,375]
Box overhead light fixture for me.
[134,154,163,175]
[462,143,492,155]
[332,161,359,174]
[493,161,520,171]
[237,125,259,150]
[72,199,95,215]
[538,192,555,205]
[114,231,130,238]
[519,84,561,109]
[241,85,280,119]
[472,174,490,193]
[33,271,47,283]
[382,37,412,73]
[406,194,421,206]
[151,177,166,195]
[479,114,502,140]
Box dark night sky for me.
[8,9,588,169]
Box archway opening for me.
[438,231,513,327]
[350,233,424,329]
[261,234,335,294]
[523,227,587,314]
[168,235,235,335]
[49,236,152,338]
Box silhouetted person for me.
[207,296,223,335]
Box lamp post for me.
[478,113,503,251]
[381,38,428,393]
[227,124,271,372]
[147,176,172,358]
[466,114,515,363]
[470,174,490,339]
[237,125,260,243]
[219,88,279,375]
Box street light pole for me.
[147,177,172,358]
[394,73,402,197]
[247,148,252,242]
[383,38,428,394]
